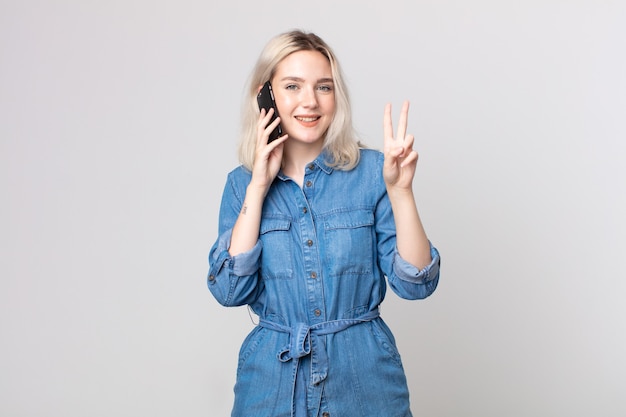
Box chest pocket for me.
[260,216,294,280]
[322,208,374,277]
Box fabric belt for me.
[258,309,380,417]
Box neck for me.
[281,141,324,186]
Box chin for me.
[295,136,324,144]
[286,131,323,143]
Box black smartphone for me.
[256,81,283,143]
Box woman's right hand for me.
[250,108,288,194]
[229,109,287,256]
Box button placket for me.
[297,163,326,324]
[299,164,325,324]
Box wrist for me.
[246,182,270,201]
[386,185,415,200]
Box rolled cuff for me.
[393,243,441,285]
[209,229,263,278]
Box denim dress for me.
[208,149,441,417]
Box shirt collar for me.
[313,151,334,175]
[276,151,334,181]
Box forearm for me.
[387,188,432,269]
[229,184,267,256]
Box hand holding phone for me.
[256,81,283,143]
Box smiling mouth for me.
[295,116,320,122]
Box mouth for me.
[295,116,321,123]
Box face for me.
[270,50,336,146]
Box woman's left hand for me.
[383,101,419,191]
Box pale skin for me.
[229,50,431,270]
[382,100,432,269]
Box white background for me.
[1,1,625,416]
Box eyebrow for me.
[279,76,334,83]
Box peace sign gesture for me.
[383,101,419,191]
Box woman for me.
[207,30,441,417]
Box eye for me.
[317,84,333,93]
[285,84,298,90]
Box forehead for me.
[274,50,332,79]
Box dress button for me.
[306,239,314,247]
[310,271,317,279]
[322,412,330,417]
[308,163,315,170]
[303,207,308,214]
[314,309,321,317]
[305,180,313,187]
[208,274,215,282]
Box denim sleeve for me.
[372,152,441,300]
[206,169,264,307]
[207,229,263,306]
[387,243,441,300]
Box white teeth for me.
[296,117,317,122]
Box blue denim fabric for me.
[208,149,440,417]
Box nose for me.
[301,87,318,108]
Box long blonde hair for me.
[237,30,361,171]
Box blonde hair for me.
[237,30,361,171]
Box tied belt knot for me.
[258,309,380,417]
